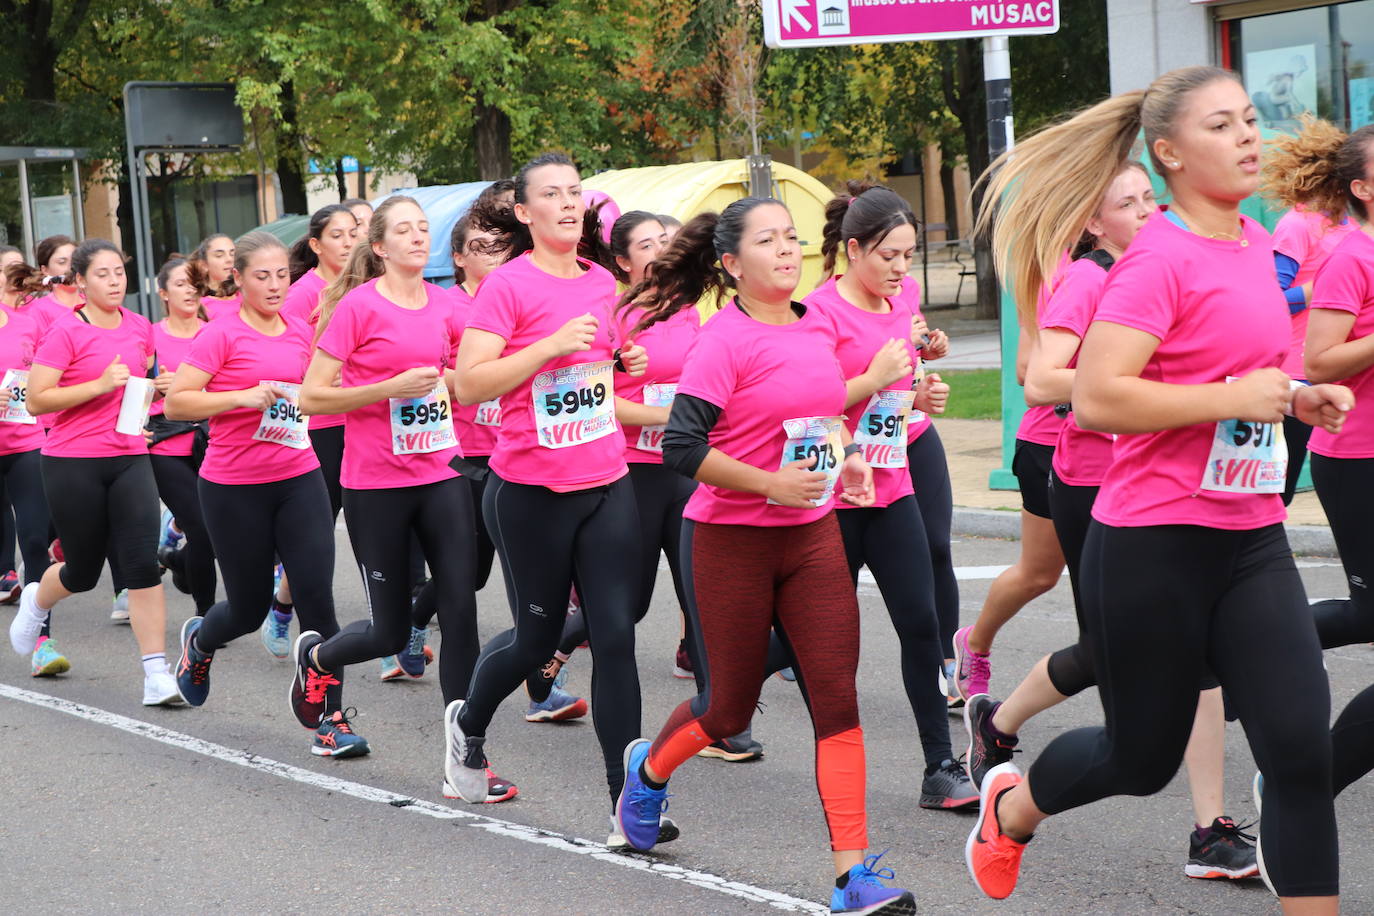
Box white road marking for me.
[0,682,826,914]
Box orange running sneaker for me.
[965,762,1031,899]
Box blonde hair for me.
[315,195,421,342]
[1262,115,1374,224]
[974,65,1239,329]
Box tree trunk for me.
[274,80,309,215]
[473,100,512,180]
[938,161,958,240]
[943,40,998,320]
[335,158,347,202]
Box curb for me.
[952,507,1337,558]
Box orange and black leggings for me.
[646,512,868,852]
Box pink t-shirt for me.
[804,277,916,509]
[282,270,344,431]
[0,310,47,456]
[1308,230,1374,459]
[1271,208,1357,379]
[149,320,205,457]
[202,294,242,322]
[610,303,701,465]
[465,253,627,488]
[1018,264,1071,446]
[680,301,848,527]
[317,278,459,489]
[33,307,154,458]
[893,276,934,445]
[1040,257,1115,487]
[184,312,321,485]
[10,295,73,340]
[448,285,499,458]
[1090,211,1289,530]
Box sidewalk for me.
[938,418,1336,555]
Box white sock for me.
[141,653,167,677]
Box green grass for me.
[933,369,1001,420]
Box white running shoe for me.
[9,582,46,654]
[142,666,186,706]
[110,589,130,624]
[443,699,489,804]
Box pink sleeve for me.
[32,322,75,370]
[1270,213,1314,263]
[1309,251,1370,317]
[466,272,518,340]
[185,324,228,376]
[678,330,739,409]
[1092,247,1177,341]
[316,294,361,361]
[1039,263,1106,337]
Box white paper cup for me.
[116,376,155,436]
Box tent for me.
[374,182,491,281]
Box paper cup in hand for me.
[116,376,155,436]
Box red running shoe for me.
[965,762,1031,899]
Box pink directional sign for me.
[762,0,1060,48]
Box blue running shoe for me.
[525,684,589,722]
[30,637,70,677]
[831,852,917,915]
[776,667,796,682]
[614,738,669,851]
[312,708,370,758]
[261,608,291,659]
[397,626,432,678]
[175,616,214,707]
[379,655,405,681]
[159,508,184,552]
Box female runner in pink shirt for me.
[1276,119,1374,801]
[443,154,649,843]
[191,233,241,320]
[167,231,362,757]
[963,67,1349,913]
[611,197,917,916]
[13,239,182,706]
[0,245,32,607]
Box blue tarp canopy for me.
[377,182,490,282]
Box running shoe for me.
[9,582,45,654]
[158,543,190,595]
[965,762,1030,900]
[952,625,991,699]
[379,655,405,681]
[289,631,335,728]
[159,509,184,552]
[312,708,370,758]
[260,608,291,658]
[110,589,129,624]
[776,667,797,682]
[696,727,764,762]
[830,851,917,915]
[397,626,433,678]
[0,570,20,605]
[672,639,693,679]
[614,739,670,852]
[442,699,490,804]
[1252,770,1264,817]
[919,758,980,810]
[441,767,520,804]
[525,685,589,722]
[606,814,680,850]
[175,616,214,707]
[48,538,63,563]
[1185,816,1258,880]
[142,665,186,706]
[964,694,1018,791]
[941,660,965,714]
[30,637,69,677]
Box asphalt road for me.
[1,531,1367,915]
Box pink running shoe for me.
[953,625,992,699]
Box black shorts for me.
[1012,439,1054,520]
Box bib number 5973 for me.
[770,415,846,508]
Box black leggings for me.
[0,450,51,586]
[150,454,217,613]
[412,457,497,631]
[1282,414,1311,507]
[458,473,641,805]
[838,496,951,769]
[43,454,160,593]
[196,471,342,709]
[1028,522,1336,898]
[558,462,694,656]
[309,425,345,521]
[1044,472,1098,696]
[317,478,479,707]
[908,426,959,652]
[0,495,13,572]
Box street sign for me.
[761,0,1060,48]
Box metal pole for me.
[71,159,85,241]
[134,152,158,318]
[919,156,930,310]
[983,36,1013,160]
[17,158,33,261]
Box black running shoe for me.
[964,694,1017,792]
[919,758,980,810]
[1185,816,1258,880]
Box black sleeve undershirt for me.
[661,393,722,480]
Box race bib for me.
[532,360,616,449]
[1202,418,1287,494]
[252,381,310,450]
[636,382,678,453]
[771,415,846,508]
[853,389,915,468]
[390,380,457,455]
[1,369,36,425]
[474,397,502,427]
